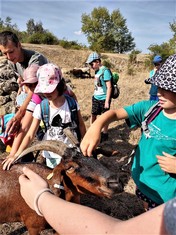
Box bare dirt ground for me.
[0,44,150,234]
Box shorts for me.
[136,188,159,210]
[91,96,111,115]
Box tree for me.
[169,20,176,36]
[26,19,36,35]
[147,19,176,62]
[81,7,135,53]
[35,21,45,34]
[0,17,18,32]
[26,19,45,34]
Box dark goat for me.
[70,68,91,78]
[0,140,124,235]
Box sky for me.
[0,0,175,54]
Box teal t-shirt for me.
[124,100,176,204]
[94,66,111,100]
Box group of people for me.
[0,30,176,234]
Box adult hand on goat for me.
[19,167,50,213]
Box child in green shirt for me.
[81,54,176,210]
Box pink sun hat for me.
[21,64,39,86]
[34,63,62,94]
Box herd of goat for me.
[0,129,142,234]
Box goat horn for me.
[63,127,79,146]
[15,140,68,162]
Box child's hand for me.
[80,127,101,157]
[157,152,176,174]
[2,154,17,170]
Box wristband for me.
[34,188,53,216]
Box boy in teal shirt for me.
[81,54,176,210]
[86,52,112,142]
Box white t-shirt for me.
[33,99,79,163]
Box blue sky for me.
[0,0,175,53]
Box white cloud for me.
[74,30,83,36]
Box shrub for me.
[102,59,113,69]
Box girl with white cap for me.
[2,63,86,170]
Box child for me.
[86,52,112,142]
[1,64,41,154]
[3,63,86,170]
[81,54,176,210]
[145,55,163,101]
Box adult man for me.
[0,31,48,76]
[86,52,112,142]
[0,31,48,134]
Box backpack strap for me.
[141,101,163,136]
[64,94,81,141]
[40,98,50,133]
[64,95,77,121]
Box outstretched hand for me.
[19,167,49,211]
[157,152,176,174]
[80,126,101,157]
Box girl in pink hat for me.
[3,63,86,170]
[2,64,42,160]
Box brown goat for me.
[0,140,124,235]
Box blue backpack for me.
[37,95,81,141]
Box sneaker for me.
[100,133,109,143]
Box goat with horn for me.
[0,139,124,235]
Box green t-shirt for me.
[124,100,176,204]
